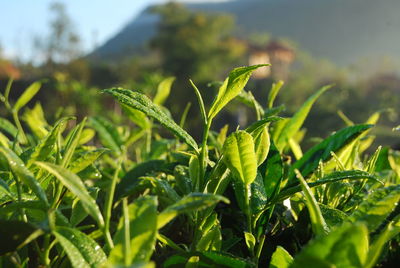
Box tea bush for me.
[0,65,399,267]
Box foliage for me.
[0,65,399,268]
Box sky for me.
[0,0,231,61]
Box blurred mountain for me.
[90,0,400,66]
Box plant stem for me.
[244,184,252,234]
[122,198,131,266]
[42,235,51,266]
[104,158,122,251]
[15,177,27,222]
[198,120,212,191]
[12,111,28,144]
[256,234,266,260]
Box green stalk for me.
[42,235,52,266]
[122,198,131,266]
[12,111,28,144]
[198,120,212,191]
[103,158,122,251]
[244,184,252,234]
[256,234,266,260]
[15,176,27,222]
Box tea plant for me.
[0,65,399,267]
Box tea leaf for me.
[103,88,198,151]
[269,246,293,268]
[365,222,400,268]
[190,79,207,125]
[115,160,177,200]
[54,226,106,268]
[36,161,105,227]
[349,185,400,232]
[158,193,229,228]
[89,116,123,153]
[27,116,72,166]
[69,148,109,173]
[259,141,283,200]
[267,80,284,109]
[276,85,332,150]
[291,223,368,268]
[277,170,379,203]
[223,130,257,185]
[154,76,175,105]
[208,64,269,121]
[0,118,18,138]
[0,147,49,205]
[62,118,87,167]
[296,170,329,236]
[13,81,41,113]
[288,124,373,182]
[109,196,158,265]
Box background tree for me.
[151,2,245,83]
[34,1,81,68]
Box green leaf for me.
[0,219,43,255]
[0,118,18,138]
[291,223,369,268]
[223,130,257,185]
[154,76,175,105]
[189,79,207,125]
[232,172,268,215]
[26,117,72,166]
[237,90,264,118]
[69,148,108,173]
[288,138,303,160]
[0,147,49,206]
[22,102,49,139]
[208,64,269,120]
[115,160,177,200]
[276,170,379,204]
[103,88,198,151]
[158,193,229,228]
[349,185,400,232]
[109,196,158,265]
[269,246,293,268]
[35,161,104,227]
[246,118,277,166]
[122,104,151,129]
[276,85,332,150]
[54,226,106,268]
[319,204,348,227]
[296,170,329,236]
[89,116,123,153]
[70,187,99,226]
[62,117,87,167]
[196,225,222,251]
[165,252,251,268]
[365,222,400,268]
[267,80,284,109]
[13,81,41,113]
[259,141,283,200]
[244,232,255,252]
[287,124,373,182]
[198,252,251,268]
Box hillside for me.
[91,0,400,66]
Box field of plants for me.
[0,64,399,267]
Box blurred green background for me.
[0,0,399,148]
